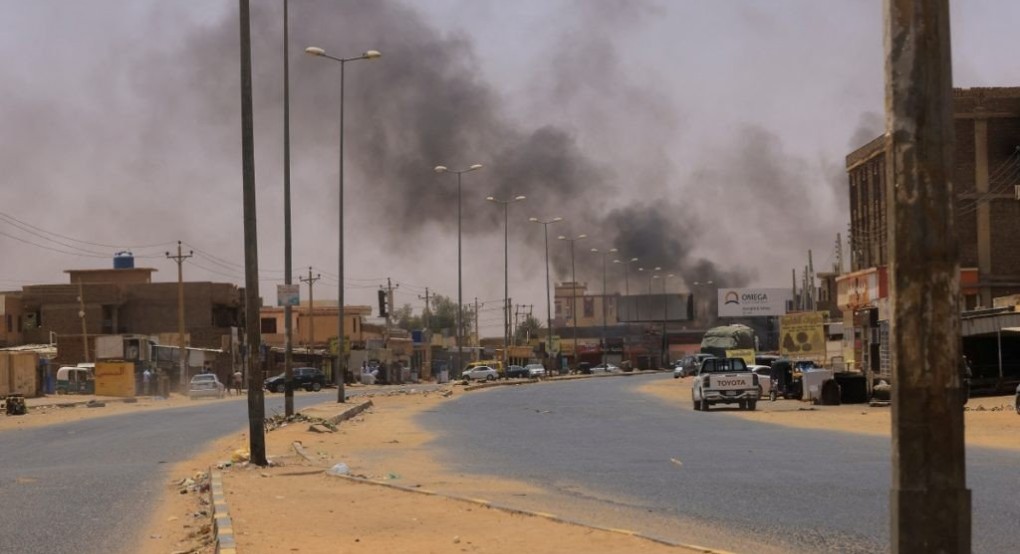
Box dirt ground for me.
[135,385,718,554]
[639,377,1020,451]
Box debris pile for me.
[264,412,338,432]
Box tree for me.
[514,315,544,344]
[426,294,475,338]
[392,303,422,331]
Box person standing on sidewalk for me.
[232,369,243,395]
[142,368,153,396]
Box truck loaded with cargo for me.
[692,357,761,411]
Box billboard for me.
[617,294,692,323]
[276,284,301,307]
[779,312,826,361]
[717,288,792,317]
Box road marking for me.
[608,528,637,536]
[467,498,490,505]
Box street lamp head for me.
[630,257,638,262]
[590,248,599,253]
[529,217,539,222]
[485,196,496,202]
[305,46,326,56]
[468,164,483,171]
[613,259,622,264]
[363,50,382,60]
[552,217,563,222]
[433,165,448,173]
[514,195,527,201]
[577,234,587,239]
[655,266,662,271]
[609,248,618,253]
[557,235,567,240]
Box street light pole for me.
[305,45,381,403]
[435,164,483,379]
[591,247,618,368]
[660,273,675,368]
[530,216,563,370]
[282,0,295,416]
[558,233,587,370]
[487,194,527,373]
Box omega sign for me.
[717,288,792,318]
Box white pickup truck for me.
[691,357,760,411]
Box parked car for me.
[264,366,326,393]
[462,365,499,381]
[673,363,685,379]
[525,363,547,378]
[506,365,529,379]
[189,373,225,399]
[590,363,621,373]
[749,365,772,397]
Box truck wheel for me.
[748,400,757,411]
[738,400,747,410]
[703,401,711,412]
[312,382,322,392]
[275,383,285,393]
[691,392,700,411]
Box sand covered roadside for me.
[0,393,242,431]
[136,386,719,554]
[639,377,1019,451]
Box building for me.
[16,262,243,361]
[841,86,1020,378]
[259,302,372,349]
[0,292,24,347]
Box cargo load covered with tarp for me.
[700,324,756,358]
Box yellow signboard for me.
[780,312,826,362]
[726,349,756,366]
[95,361,136,397]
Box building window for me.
[5,314,11,333]
[260,317,278,334]
[584,298,595,318]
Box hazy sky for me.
[2,1,1018,336]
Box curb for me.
[325,399,373,424]
[210,470,236,554]
[327,473,735,554]
[463,370,665,392]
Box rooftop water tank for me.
[113,251,135,269]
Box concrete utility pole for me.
[885,1,970,552]
[76,279,89,364]
[474,297,480,349]
[300,267,320,346]
[282,0,295,418]
[382,278,396,348]
[419,287,431,330]
[166,241,192,393]
[238,0,267,466]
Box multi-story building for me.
[259,302,373,349]
[0,292,24,347]
[17,262,242,359]
[840,86,1020,378]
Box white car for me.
[189,373,225,399]
[590,363,620,373]
[525,363,547,378]
[749,365,772,397]
[462,365,498,382]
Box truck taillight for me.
[752,374,759,387]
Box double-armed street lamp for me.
[558,233,587,370]
[529,216,563,369]
[487,194,527,372]
[434,164,484,377]
[305,45,381,403]
[636,266,661,321]
[591,247,618,368]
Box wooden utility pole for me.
[886,1,969,551]
[166,240,192,393]
[238,0,267,467]
[76,279,89,363]
[300,267,320,347]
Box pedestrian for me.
[202,362,212,374]
[142,368,153,396]
[232,369,243,395]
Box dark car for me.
[264,366,326,393]
[506,365,529,379]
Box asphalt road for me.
[421,373,1019,554]
[0,388,404,554]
